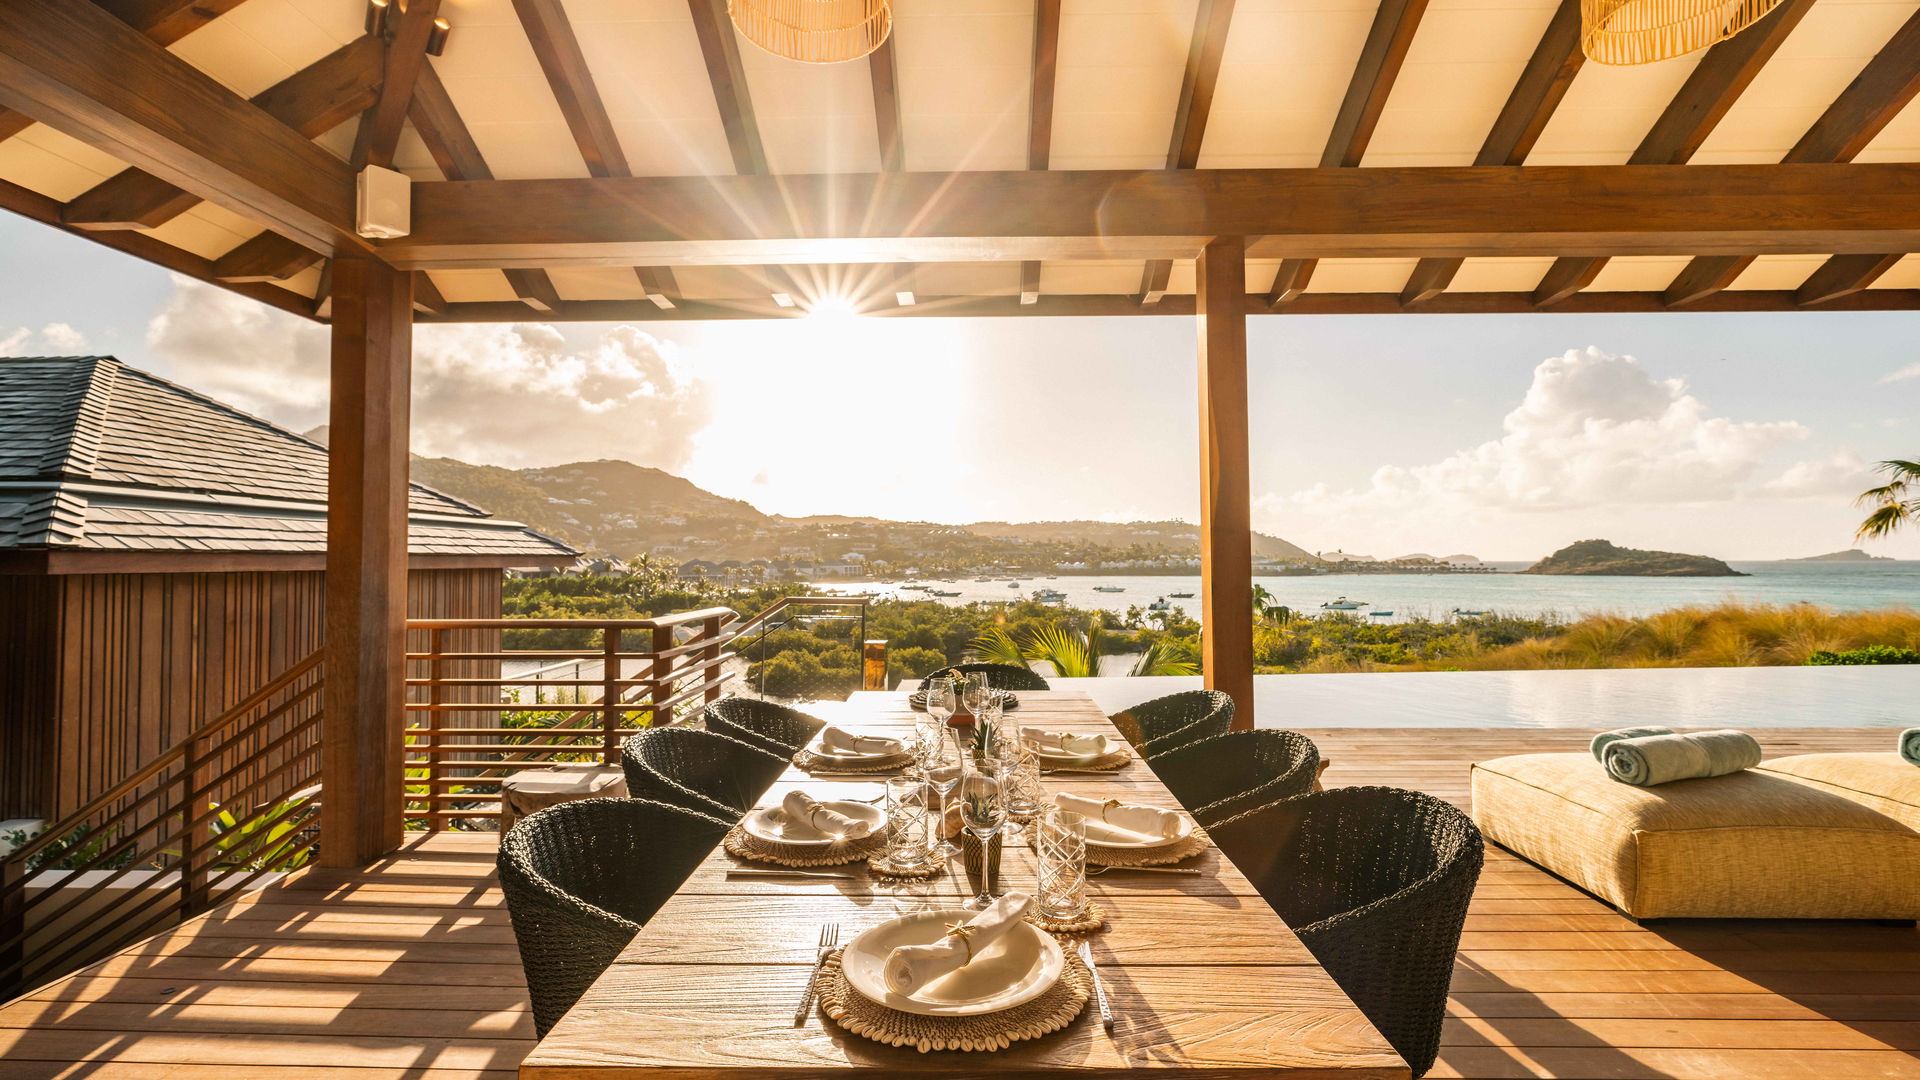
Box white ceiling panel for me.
[1583,255,1689,291]
[895,0,1032,171]
[1529,48,1704,164]
[549,266,650,300]
[170,0,355,99]
[1198,0,1374,167]
[1448,256,1557,292]
[1304,258,1418,292]
[1869,253,1920,288]
[432,18,591,179]
[738,34,883,174]
[431,269,522,302]
[0,126,125,200]
[1729,254,1831,290]
[1050,0,1198,169]
[569,1,751,176]
[1364,0,1562,167]
[1041,260,1146,293]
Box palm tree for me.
[1252,584,1294,626]
[969,616,1197,678]
[1855,459,1920,539]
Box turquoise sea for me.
[825,560,1920,622]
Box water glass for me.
[883,776,932,868]
[989,737,1044,822]
[1036,809,1089,921]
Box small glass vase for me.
[961,831,1002,897]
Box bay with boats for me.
[822,559,1920,622]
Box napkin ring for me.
[1099,798,1124,822]
[942,922,977,964]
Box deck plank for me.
[0,724,1914,1078]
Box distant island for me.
[1789,549,1894,563]
[1521,539,1746,577]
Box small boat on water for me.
[1368,610,1394,618]
[975,577,994,583]
[1093,585,1127,593]
[930,589,961,597]
[1033,588,1067,602]
[1007,581,1022,589]
[1450,607,1490,617]
[1169,591,1194,598]
[1148,597,1173,612]
[1320,597,1366,611]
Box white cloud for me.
[1880,362,1920,384]
[144,276,711,469]
[0,322,89,355]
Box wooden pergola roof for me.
[2,0,1919,322]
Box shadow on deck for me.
[1,727,1915,1080]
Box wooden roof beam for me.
[512,0,629,178]
[1534,0,1814,306]
[1796,252,1905,306]
[388,162,1920,268]
[634,266,679,310]
[1402,0,1582,306]
[60,34,384,232]
[0,0,248,143]
[1140,0,1236,304]
[867,36,915,304]
[686,0,768,176]
[1022,0,1061,305]
[1268,0,1428,307]
[360,0,444,169]
[1665,9,1920,308]
[213,231,323,282]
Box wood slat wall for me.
[0,567,506,822]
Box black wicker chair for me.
[1147,729,1320,827]
[498,797,731,1037]
[1207,787,1483,1078]
[915,663,1050,692]
[1108,689,1233,759]
[619,726,787,823]
[703,696,825,757]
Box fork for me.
[1086,864,1202,876]
[794,921,840,1024]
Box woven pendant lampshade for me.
[729,0,891,64]
[1581,0,1786,64]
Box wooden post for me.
[1196,236,1255,729]
[601,628,622,764]
[321,256,412,867]
[701,615,725,704]
[425,627,444,832]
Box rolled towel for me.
[1603,730,1763,787]
[1021,727,1111,757]
[1590,726,1674,762]
[1902,728,1920,766]
[817,725,905,756]
[1054,791,1182,840]
[884,892,1032,997]
[779,790,872,839]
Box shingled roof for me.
[0,356,575,564]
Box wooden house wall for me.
[0,567,504,822]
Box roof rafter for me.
[1795,252,1905,306]
[61,34,384,232]
[868,36,915,303]
[1139,0,1236,305]
[213,232,323,283]
[512,0,629,178]
[1269,0,1429,307]
[1533,0,1815,307]
[360,0,444,169]
[1664,9,1920,308]
[1021,0,1061,305]
[1401,0,1582,306]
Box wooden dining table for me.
[520,690,1409,1080]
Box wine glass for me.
[961,670,993,722]
[958,761,1008,910]
[922,728,964,859]
[925,676,956,727]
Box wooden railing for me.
[401,609,740,829]
[733,594,884,699]
[0,651,324,998]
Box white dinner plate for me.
[803,732,908,762]
[841,908,1065,1016]
[1024,737,1118,763]
[1084,810,1194,851]
[741,800,886,847]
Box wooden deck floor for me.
[2,726,1915,1080]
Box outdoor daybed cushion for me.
[1471,753,1920,920]
[1754,753,1920,832]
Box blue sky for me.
[5,213,1917,561]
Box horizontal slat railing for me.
[401,609,741,829]
[0,651,324,998]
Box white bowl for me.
[841,908,1065,1016]
[741,800,886,847]
[1084,811,1194,851]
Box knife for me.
[1076,940,1113,1031]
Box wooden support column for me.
[322,256,412,868]
[1196,236,1254,729]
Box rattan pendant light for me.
[1581,0,1785,65]
[729,0,891,64]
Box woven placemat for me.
[1035,748,1133,774]
[868,853,945,879]
[724,825,885,867]
[1026,899,1107,935]
[792,749,915,774]
[1086,827,1210,868]
[814,949,1090,1053]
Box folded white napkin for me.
[779,790,872,839]
[1054,791,1182,840]
[1021,727,1111,757]
[884,892,1033,996]
[818,725,905,756]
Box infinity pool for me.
[1059,665,1919,729]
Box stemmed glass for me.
[958,761,1008,910]
[961,671,993,725]
[925,677,957,727]
[921,726,964,859]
